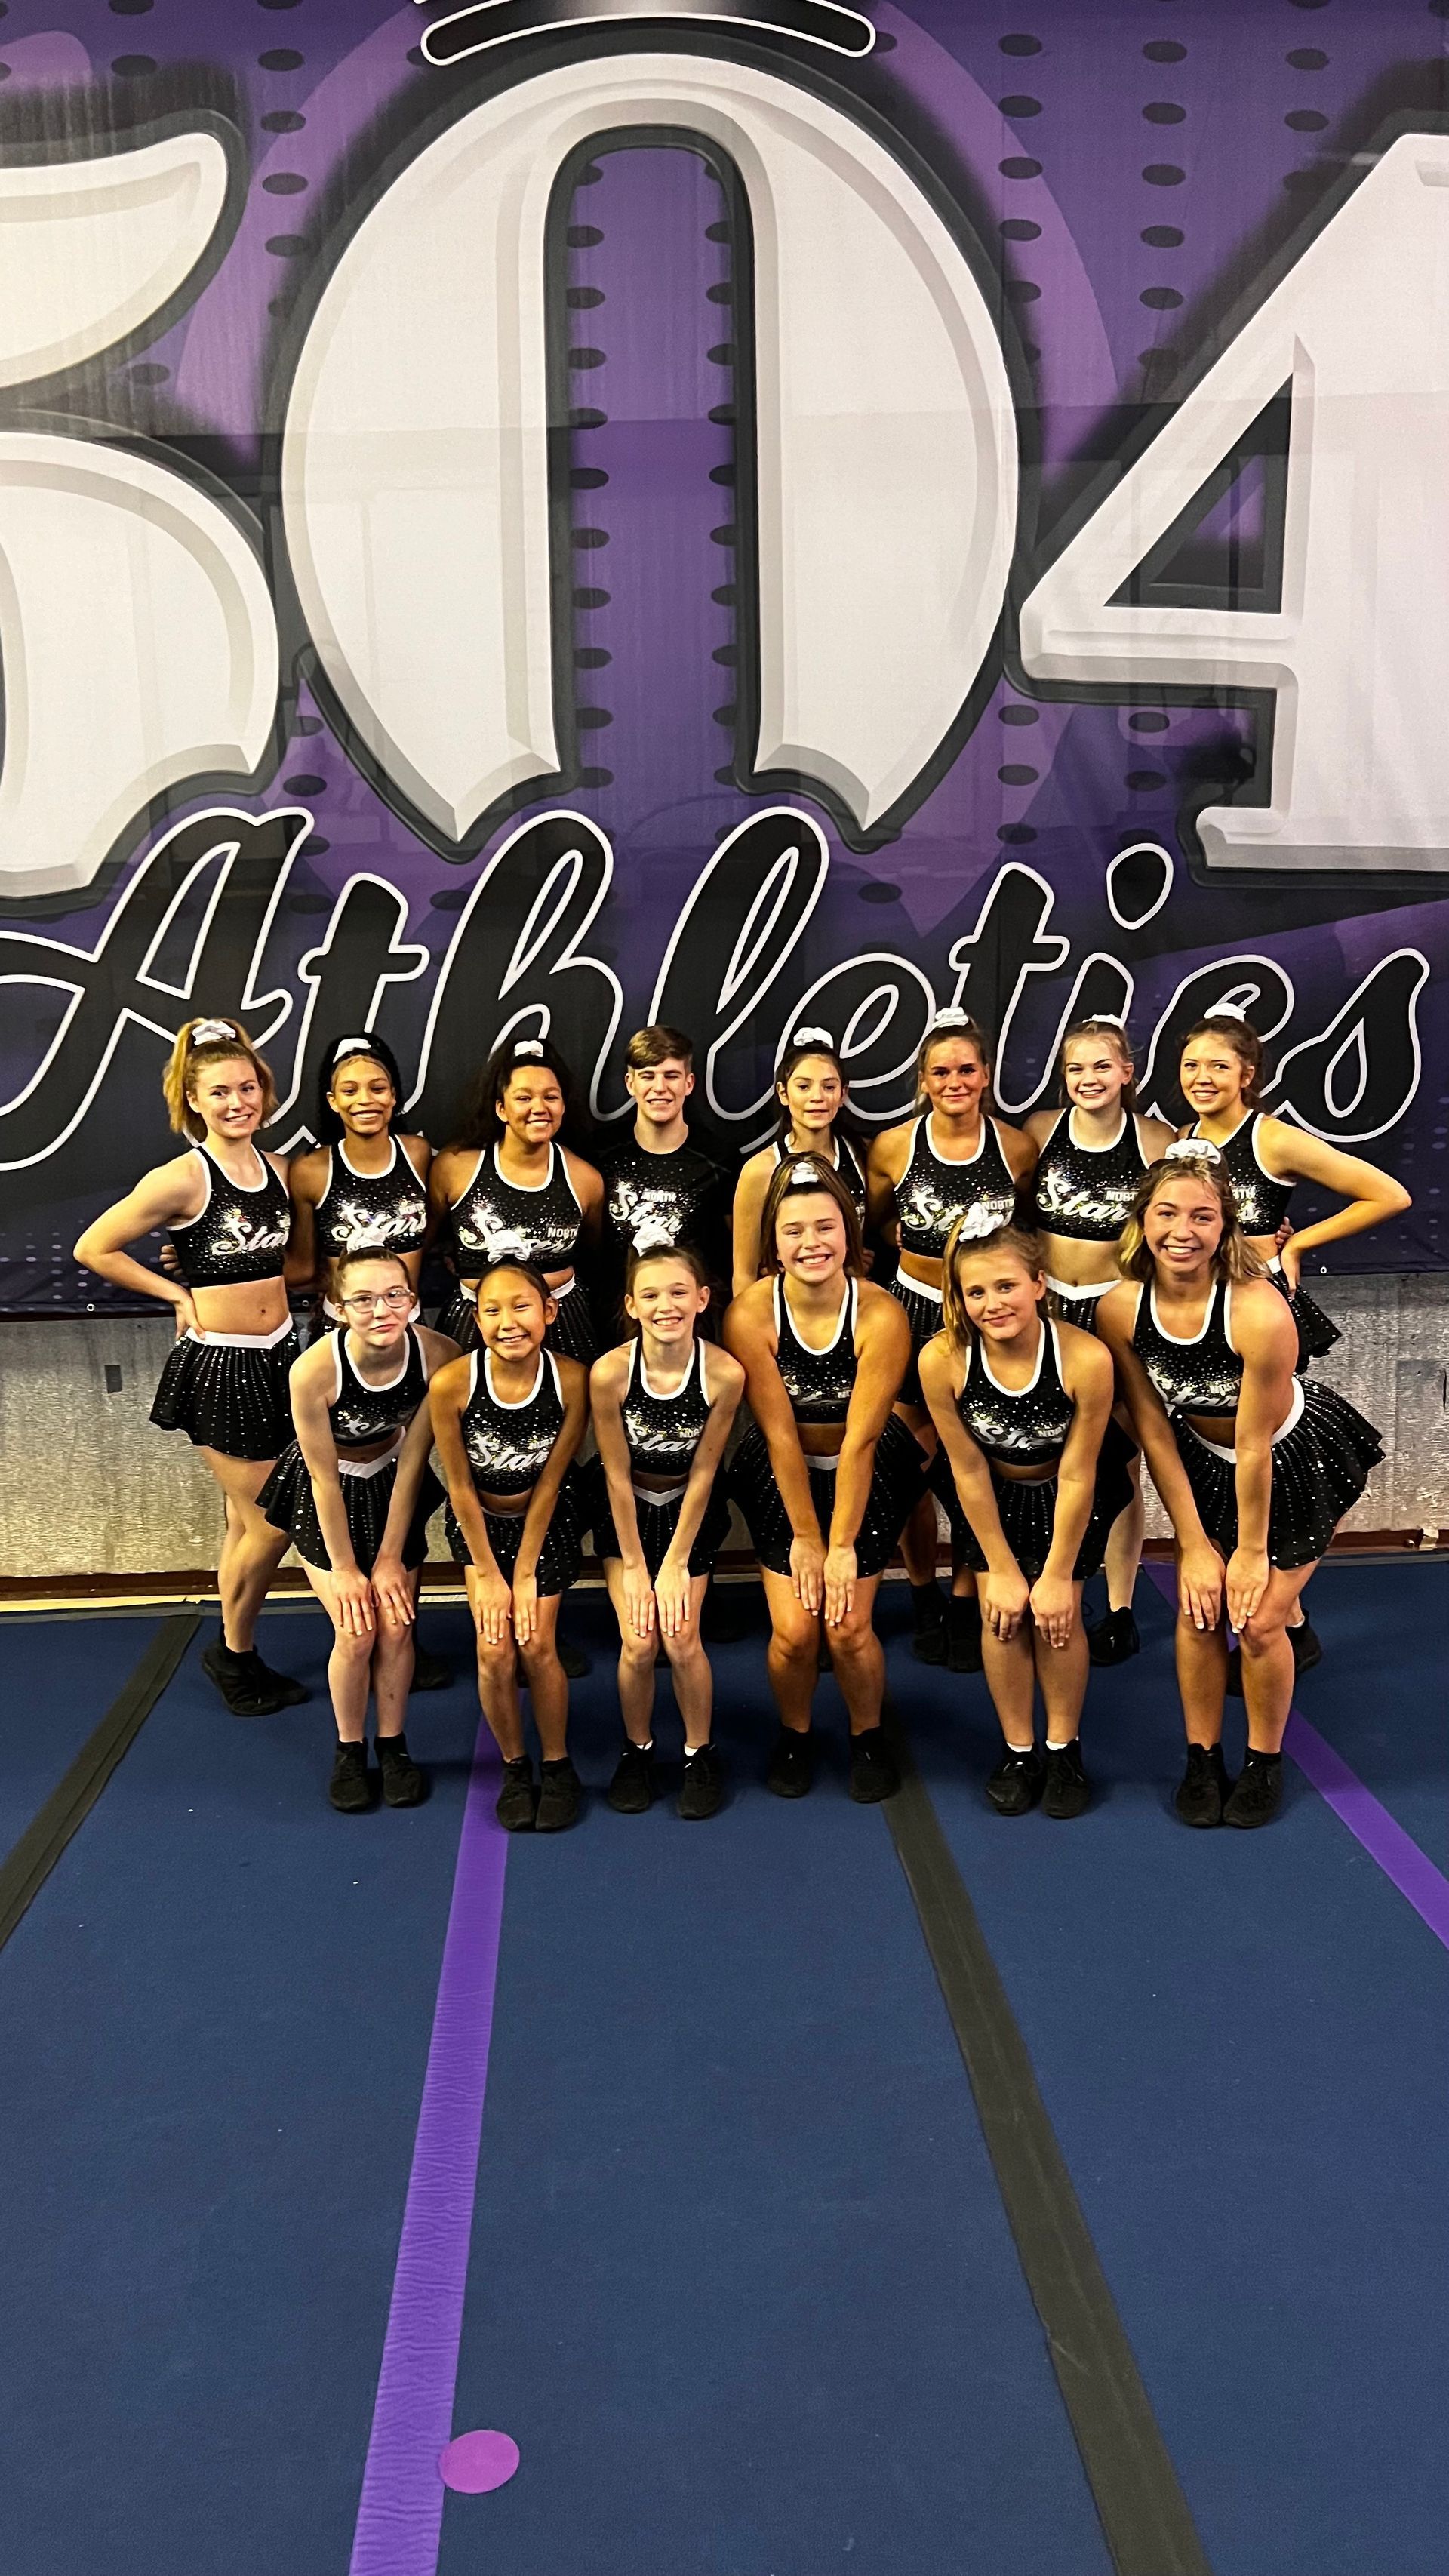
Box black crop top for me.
[168,1144,291,1288]
[459,1347,565,1497]
[451,1144,583,1273]
[316,1139,428,1261]
[1029,1110,1148,1244]
[896,1116,1017,1260]
[773,1276,858,1425]
[620,1339,712,1476]
[1188,1115,1294,1237]
[956,1319,1075,1467]
[1132,1281,1241,1421]
[771,1133,867,1211]
[328,1325,429,1450]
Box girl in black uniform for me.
[260,1248,455,1811]
[921,1213,1127,1819]
[428,1036,605,1364]
[867,1008,1038,1670]
[1098,1148,1382,1829]
[430,1250,590,1832]
[1026,1016,1174,1667]
[731,1029,869,1294]
[75,1018,305,1718]
[725,1156,923,1804]
[288,1034,431,1306]
[590,1229,746,1820]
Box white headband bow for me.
[789,1159,826,1186]
[1087,1012,1127,1029]
[955,1203,1001,1244]
[512,1039,544,1059]
[1209,1002,1248,1023]
[331,1035,376,1063]
[484,1225,531,1260]
[632,1220,676,1256]
[930,1005,971,1031]
[791,1024,835,1051]
[1164,1139,1223,1165]
[189,1018,238,1046]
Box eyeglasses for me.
[342,1288,413,1314]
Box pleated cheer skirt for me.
[930,1418,1137,1583]
[443,1460,586,1596]
[728,1414,928,1580]
[1174,1379,1381,1569]
[435,1283,597,1367]
[257,1444,441,1574]
[151,1326,298,1462]
[586,1457,734,1580]
[1268,1266,1340,1369]
[887,1276,946,1407]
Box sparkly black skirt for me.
[1173,1380,1381,1570]
[443,1461,586,1596]
[151,1327,297,1462]
[435,1283,597,1367]
[1268,1265,1340,1368]
[257,1443,441,1574]
[887,1277,944,1406]
[728,1415,928,1580]
[586,1457,734,1580]
[929,1417,1137,1583]
[1048,1285,1118,1335]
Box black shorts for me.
[930,1418,1137,1583]
[728,1415,928,1580]
[586,1456,734,1580]
[257,1442,441,1574]
[886,1277,943,1408]
[443,1462,586,1596]
[151,1327,297,1462]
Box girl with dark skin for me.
[428,1036,605,1364]
[867,1008,1037,1672]
[430,1253,591,1833]
[75,1017,305,1718]
[1097,1150,1382,1828]
[725,1156,923,1805]
[286,1034,431,1303]
[731,1031,869,1296]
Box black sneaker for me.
[556,1637,592,1681]
[203,1640,295,1718]
[678,1743,724,1821]
[986,1745,1044,1816]
[848,1727,900,1804]
[1087,1608,1140,1668]
[606,1741,655,1814]
[328,1741,372,1813]
[766,1727,814,1799]
[946,1596,984,1675]
[910,1580,948,1667]
[410,1642,451,1692]
[536,1756,583,1832]
[1174,1741,1231,1827]
[1042,1739,1091,1819]
[377,1733,428,1808]
[1290,1619,1322,1678]
[1223,1750,1284,1830]
[495,1756,538,1832]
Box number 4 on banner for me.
[1019,134,1449,877]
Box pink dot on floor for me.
[439,2429,521,2494]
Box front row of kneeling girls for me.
[211,1144,1382,1836]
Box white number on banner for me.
[1019,134,1449,875]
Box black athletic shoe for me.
[678,1743,724,1821]
[556,1637,592,1681]
[766,1727,814,1799]
[536,1756,583,1832]
[946,1595,985,1675]
[1042,1739,1092,1819]
[1223,1750,1284,1830]
[242,1649,307,1708]
[203,1640,293,1718]
[328,1741,372,1814]
[377,1733,428,1808]
[1226,1616,1324,1697]
[1174,1741,1231,1827]
[986,1745,1044,1816]
[495,1756,538,1832]
[410,1642,451,1693]
[848,1727,900,1805]
[1087,1607,1140,1668]
[606,1741,656,1815]
[910,1580,948,1667]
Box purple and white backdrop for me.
[2,0,1448,1311]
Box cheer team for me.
[73,1002,1407,1833]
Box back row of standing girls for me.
[74,998,1406,1828]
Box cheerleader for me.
[867,1008,1037,1671]
[590,1226,745,1820]
[258,1246,455,1810]
[429,1244,590,1831]
[74,1018,304,1718]
[428,1035,605,1365]
[1097,1147,1383,1829]
[725,1155,924,1803]
[919,1214,1128,1818]
[286,1033,431,1300]
[598,1026,731,1296]
[731,1028,869,1295]
[1024,1015,1173,1667]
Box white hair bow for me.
[512,1039,545,1059]
[789,1159,826,1186]
[930,1005,971,1030]
[331,1035,374,1063]
[1089,1012,1128,1029]
[1164,1139,1222,1165]
[1209,1002,1248,1023]
[791,1024,835,1050]
[189,1018,238,1046]
[485,1225,531,1260]
[955,1202,1001,1243]
[632,1220,675,1255]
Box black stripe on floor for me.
[882,1713,1213,2576]
[0,1614,199,1956]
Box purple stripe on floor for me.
[1143,1562,1449,1953]
[350,1717,509,2576]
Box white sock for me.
[632,1738,653,1753]
[683,1742,707,1759]
[1046,1737,1075,1753]
[1005,1739,1035,1755]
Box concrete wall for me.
[2,1274,1447,1580]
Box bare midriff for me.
[191,1278,291,1337]
[798,1423,846,1458]
[897,1248,943,1291]
[1035,1235,1118,1292]
[462,1264,575,1297]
